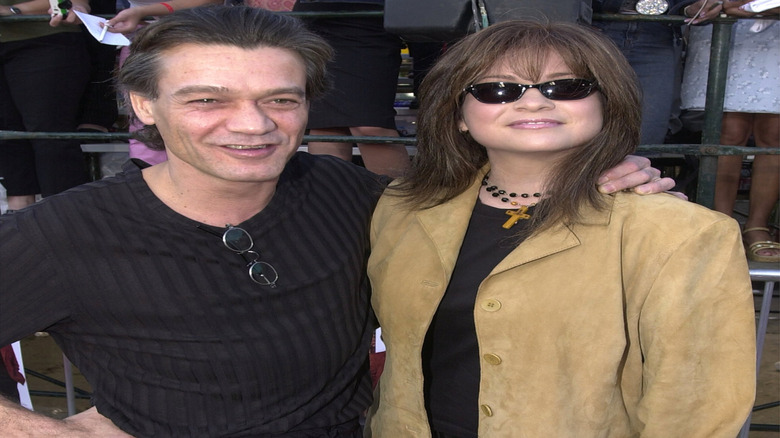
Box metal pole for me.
[696,17,736,208]
[63,354,76,417]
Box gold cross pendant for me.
[502,205,531,229]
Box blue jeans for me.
[593,21,683,146]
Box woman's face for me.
[458,52,603,162]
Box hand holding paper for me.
[74,10,131,46]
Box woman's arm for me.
[0,0,51,15]
[106,0,222,34]
[636,218,755,436]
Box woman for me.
[681,0,780,263]
[292,0,411,177]
[0,0,91,211]
[366,21,756,437]
[592,0,696,145]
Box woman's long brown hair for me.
[390,20,642,237]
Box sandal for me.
[742,227,780,263]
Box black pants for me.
[0,32,90,196]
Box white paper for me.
[740,0,780,12]
[375,328,385,353]
[11,342,33,411]
[73,10,131,46]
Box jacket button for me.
[480,299,501,312]
[483,353,502,365]
[480,404,494,417]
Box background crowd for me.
[1,0,776,241]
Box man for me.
[591,0,698,145]
[0,6,674,436]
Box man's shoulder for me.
[289,151,373,174]
[286,152,391,189]
[12,161,144,219]
[278,153,389,219]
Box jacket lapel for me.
[492,193,615,275]
[491,223,581,274]
[414,173,485,279]
[411,169,616,278]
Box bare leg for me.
[306,126,410,177]
[713,155,743,216]
[306,128,354,162]
[714,112,752,216]
[351,126,410,178]
[6,195,35,211]
[76,123,109,133]
[743,113,780,259]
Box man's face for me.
[130,43,309,187]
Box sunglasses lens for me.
[249,261,279,286]
[224,227,252,252]
[467,79,596,104]
[469,83,524,104]
[543,79,595,100]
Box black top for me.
[422,200,532,437]
[0,153,389,437]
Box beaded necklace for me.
[481,174,542,206]
[481,174,543,229]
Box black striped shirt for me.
[0,153,388,437]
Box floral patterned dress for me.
[681,19,780,114]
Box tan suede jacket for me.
[366,174,756,438]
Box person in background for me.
[592,0,697,146]
[681,0,780,263]
[0,6,676,436]
[292,0,411,177]
[76,0,119,136]
[0,0,91,211]
[366,20,755,437]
